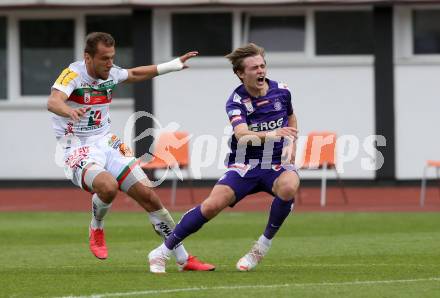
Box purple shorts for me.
[216,164,298,207]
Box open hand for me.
[179,51,199,69]
[275,127,298,139]
[69,107,90,121]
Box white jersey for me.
[51,60,128,141]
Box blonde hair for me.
[225,43,265,74]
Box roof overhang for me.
[0,0,438,8]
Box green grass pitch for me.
[1,211,439,297]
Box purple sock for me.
[165,205,208,250]
[263,196,294,240]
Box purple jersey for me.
[225,78,294,166]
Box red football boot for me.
[177,255,215,271]
[89,226,108,260]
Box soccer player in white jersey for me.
[47,32,214,271]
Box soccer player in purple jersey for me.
[148,43,300,273]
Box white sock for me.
[148,208,189,263]
[258,234,272,248]
[91,194,112,229]
[174,244,189,264]
[158,243,173,257]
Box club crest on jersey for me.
[107,88,112,101]
[274,100,282,111]
[242,98,254,114]
[84,90,91,103]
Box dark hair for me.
[225,43,265,74]
[84,32,115,57]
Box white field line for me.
[59,277,440,298]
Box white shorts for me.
[63,133,147,193]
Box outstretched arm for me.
[125,51,199,83]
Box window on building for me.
[86,14,133,98]
[413,10,440,54]
[247,16,305,52]
[20,19,74,95]
[0,17,6,99]
[315,11,373,55]
[172,13,232,56]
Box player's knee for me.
[201,201,218,219]
[201,198,226,219]
[277,182,298,201]
[95,179,119,201]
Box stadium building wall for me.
[394,5,440,180]
[0,3,439,182]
